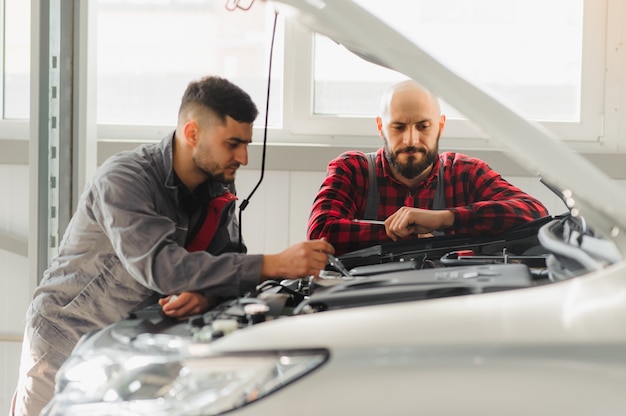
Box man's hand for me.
[261,239,335,280]
[385,207,454,241]
[159,291,215,318]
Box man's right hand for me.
[385,207,454,241]
[261,239,335,280]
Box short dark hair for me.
[179,75,258,124]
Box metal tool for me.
[327,254,352,277]
[352,219,385,225]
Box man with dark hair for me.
[308,79,548,255]
[12,75,334,416]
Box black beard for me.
[206,172,235,184]
[194,153,237,184]
[384,137,439,180]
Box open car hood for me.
[270,0,626,252]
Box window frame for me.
[0,0,29,141]
[285,0,608,147]
[0,0,617,148]
[83,0,623,157]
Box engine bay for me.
[85,215,562,350]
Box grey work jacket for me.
[28,133,263,355]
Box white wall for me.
[234,169,327,253]
[0,164,30,414]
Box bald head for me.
[375,79,446,186]
[379,80,441,122]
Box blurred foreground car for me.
[44,0,626,415]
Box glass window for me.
[3,0,31,120]
[314,0,583,123]
[96,0,284,128]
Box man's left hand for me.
[385,207,454,241]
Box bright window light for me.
[96,0,284,127]
[3,0,30,120]
[314,0,583,122]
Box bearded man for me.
[307,79,548,255]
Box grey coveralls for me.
[12,133,263,415]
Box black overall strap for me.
[364,152,379,219]
[364,154,446,234]
[433,162,445,210]
[431,162,446,236]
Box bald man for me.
[307,79,548,255]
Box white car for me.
[43,1,626,415]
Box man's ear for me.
[182,120,199,148]
[376,116,385,139]
[439,114,447,135]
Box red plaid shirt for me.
[307,149,549,255]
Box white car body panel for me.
[210,264,626,415]
[212,264,626,351]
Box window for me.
[315,0,583,121]
[290,0,605,143]
[3,0,30,120]
[96,0,284,129]
[95,0,608,145]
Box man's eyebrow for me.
[229,137,252,144]
[390,118,432,125]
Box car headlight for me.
[44,336,328,416]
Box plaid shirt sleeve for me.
[308,150,549,255]
[307,151,390,254]
[443,152,549,235]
